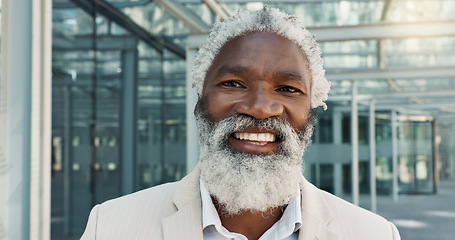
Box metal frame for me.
[380,0,394,21]
[202,0,232,20]
[391,110,399,202]
[326,66,455,81]
[53,35,138,51]
[153,0,210,33]
[351,80,359,205]
[69,0,186,58]
[309,20,455,41]
[369,100,377,212]
[328,90,455,102]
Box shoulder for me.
[98,181,179,216]
[300,178,400,240]
[81,167,202,239]
[81,181,181,239]
[97,165,202,219]
[318,189,400,239]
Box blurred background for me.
[1,0,455,239]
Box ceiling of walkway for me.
[53,0,455,123]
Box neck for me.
[214,200,286,240]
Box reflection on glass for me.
[122,2,190,47]
[184,3,216,26]
[225,1,384,27]
[52,1,187,239]
[384,37,455,68]
[397,120,434,193]
[388,0,455,22]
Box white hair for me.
[192,6,330,110]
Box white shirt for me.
[200,180,302,240]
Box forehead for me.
[204,32,311,86]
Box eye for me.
[277,85,302,94]
[220,80,244,88]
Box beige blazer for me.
[81,166,400,240]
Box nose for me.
[235,87,284,119]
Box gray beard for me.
[196,111,314,215]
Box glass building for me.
[1,0,455,239]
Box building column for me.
[121,47,138,195]
[186,45,199,172]
[351,80,359,205]
[0,0,52,239]
[369,100,377,212]
[432,120,439,193]
[449,125,454,179]
[391,110,399,202]
[332,110,343,197]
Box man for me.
[81,7,400,240]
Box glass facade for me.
[136,47,187,190]
[397,120,434,194]
[223,1,385,27]
[51,1,187,238]
[47,0,455,239]
[307,108,439,208]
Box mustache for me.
[196,112,310,154]
[195,102,315,157]
[213,114,297,141]
[196,96,310,140]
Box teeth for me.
[258,134,265,142]
[249,133,258,141]
[234,132,276,143]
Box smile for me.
[233,132,276,145]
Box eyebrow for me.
[214,64,307,84]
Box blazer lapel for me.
[162,168,340,240]
[298,177,341,240]
[162,167,204,240]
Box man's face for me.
[200,32,312,155]
[195,32,314,214]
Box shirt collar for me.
[200,178,302,237]
[200,179,223,230]
[274,186,302,238]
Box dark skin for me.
[196,32,312,240]
[217,204,284,240]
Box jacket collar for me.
[298,176,341,240]
[162,166,340,240]
[162,166,203,240]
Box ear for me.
[194,99,200,117]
